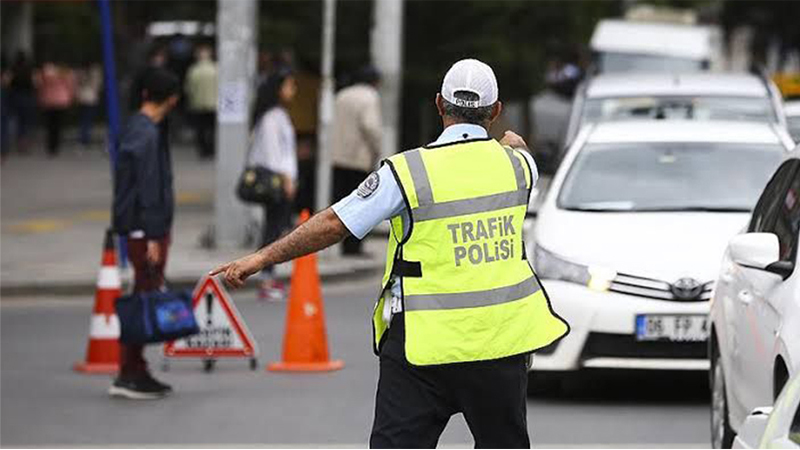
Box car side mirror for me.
[730,233,794,280]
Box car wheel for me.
[711,348,735,449]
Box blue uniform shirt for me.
[331,124,538,322]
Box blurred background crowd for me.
[2,1,799,171]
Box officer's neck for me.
[441,117,490,132]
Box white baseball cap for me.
[440,59,499,108]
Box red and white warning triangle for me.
[164,276,258,358]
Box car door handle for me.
[738,290,754,304]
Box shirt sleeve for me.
[519,149,539,190]
[331,164,405,240]
[516,148,540,211]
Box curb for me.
[1,265,381,298]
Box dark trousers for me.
[370,315,531,449]
[43,108,65,155]
[332,166,368,254]
[192,111,216,158]
[261,197,293,275]
[119,236,170,378]
[79,104,97,146]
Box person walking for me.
[184,45,217,159]
[331,65,383,256]
[75,62,103,147]
[111,68,179,399]
[35,60,75,156]
[211,59,569,448]
[248,66,298,301]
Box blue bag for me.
[116,289,199,344]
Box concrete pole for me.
[371,0,404,159]
[315,0,337,213]
[215,0,258,248]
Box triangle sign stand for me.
[163,276,259,372]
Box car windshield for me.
[558,142,784,212]
[582,96,777,124]
[598,52,704,73]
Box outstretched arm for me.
[209,208,350,288]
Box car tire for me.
[711,346,735,449]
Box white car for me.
[733,372,800,449]
[710,146,800,448]
[564,73,788,148]
[785,100,800,143]
[528,120,792,377]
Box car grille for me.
[609,272,713,302]
[582,332,708,360]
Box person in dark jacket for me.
[111,68,179,400]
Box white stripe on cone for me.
[97,266,121,290]
[89,314,120,339]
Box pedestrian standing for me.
[7,51,36,154]
[331,65,383,256]
[76,62,103,147]
[248,67,298,301]
[211,59,569,448]
[184,45,218,159]
[111,68,179,400]
[35,60,75,156]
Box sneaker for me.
[108,375,168,400]
[141,372,173,393]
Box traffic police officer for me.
[211,59,569,448]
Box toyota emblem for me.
[671,277,703,300]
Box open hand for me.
[499,130,528,150]
[209,253,263,289]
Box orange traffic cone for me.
[268,210,344,372]
[74,229,121,374]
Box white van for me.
[590,19,724,73]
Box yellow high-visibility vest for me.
[373,138,569,366]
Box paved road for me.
[1,279,710,448]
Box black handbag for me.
[116,288,199,344]
[236,165,284,204]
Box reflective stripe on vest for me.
[405,275,541,311]
[406,145,529,222]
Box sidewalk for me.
[0,142,385,296]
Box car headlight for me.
[532,245,616,292]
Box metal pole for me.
[371,0,404,159]
[98,0,127,265]
[215,0,258,248]
[98,0,121,167]
[315,0,337,213]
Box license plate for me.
[635,314,709,342]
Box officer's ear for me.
[488,101,503,126]
[435,93,446,117]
